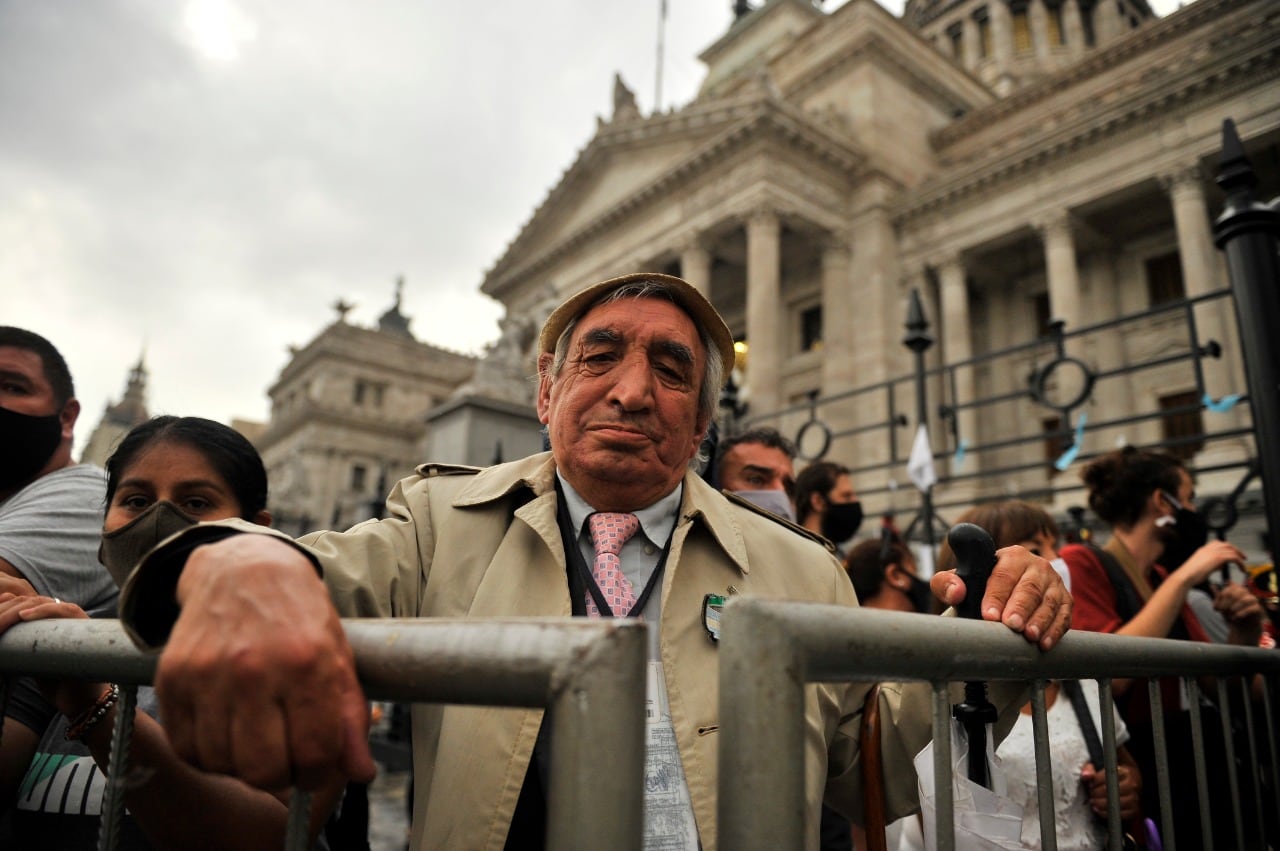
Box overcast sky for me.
[1,0,1182,451]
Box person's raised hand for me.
[1175,540,1247,586]
[931,545,1071,650]
[154,534,377,792]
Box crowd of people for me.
[0,269,1271,851]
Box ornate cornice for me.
[482,97,867,299]
[893,3,1280,224]
[931,0,1254,148]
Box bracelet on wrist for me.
[65,683,120,741]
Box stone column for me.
[1163,166,1248,441]
[1063,0,1085,58]
[819,236,854,396]
[1037,210,1082,331]
[961,16,981,71]
[1029,0,1050,60]
[745,208,782,417]
[938,256,979,485]
[990,0,1016,95]
[679,237,713,298]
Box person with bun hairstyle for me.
[1060,445,1264,846]
[0,416,340,850]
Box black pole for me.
[903,288,937,556]
[947,522,999,788]
[1212,118,1280,558]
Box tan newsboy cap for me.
[537,272,736,376]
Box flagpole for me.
[904,288,937,561]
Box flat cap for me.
[537,272,736,376]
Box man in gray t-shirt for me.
[0,327,117,832]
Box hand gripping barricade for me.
[0,618,648,851]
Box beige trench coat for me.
[124,452,1023,850]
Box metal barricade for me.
[717,600,1280,851]
[0,617,647,851]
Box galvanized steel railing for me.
[0,617,647,851]
[717,600,1280,851]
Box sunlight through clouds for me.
[181,0,256,62]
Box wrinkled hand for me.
[930,545,1072,650]
[1082,761,1142,820]
[1175,540,1247,585]
[155,534,376,791]
[1214,582,1265,646]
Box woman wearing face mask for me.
[940,501,1144,850]
[0,416,341,850]
[794,461,864,551]
[845,531,935,614]
[1060,446,1264,847]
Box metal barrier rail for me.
[718,601,1280,851]
[0,617,648,851]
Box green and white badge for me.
[702,593,726,643]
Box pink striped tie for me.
[585,512,641,617]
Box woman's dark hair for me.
[104,416,268,520]
[794,461,850,526]
[844,536,914,603]
[936,500,1060,573]
[1080,446,1184,529]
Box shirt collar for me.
[556,471,682,547]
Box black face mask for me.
[1156,490,1208,570]
[903,572,935,614]
[0,405,63,491]
[821,500,863,544]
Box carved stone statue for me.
[612,73,641,122]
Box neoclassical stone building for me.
[256,284,477,535]
[480,0,1279,517]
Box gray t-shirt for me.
[0,464,116,618]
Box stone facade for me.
[479,0,1280,523]
[255,289,477,536]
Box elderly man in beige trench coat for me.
[120,273,1071,851]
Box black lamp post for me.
[903,288,937,556]
[1213,118,1280,558]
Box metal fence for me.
[718,600,1280,851]
[0,617,647,851]
[3,611,1278,851]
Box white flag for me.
[907,423,936,492]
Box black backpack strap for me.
[1086,541,1144,624]
[1062,679,1106,769]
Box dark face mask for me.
[0,405,63,491]
[821,499,863,544]
[904,573,935,614]
[98,500,198,588]
[1155,490,1208,571]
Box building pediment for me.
[481,94,867,300]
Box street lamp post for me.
[1213,119,1280,557]
[904,288,937,557]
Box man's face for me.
[0,346,72,432]
[719,442,795,495]
[537,297,708,511]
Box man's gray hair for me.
[544,279,726,430]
